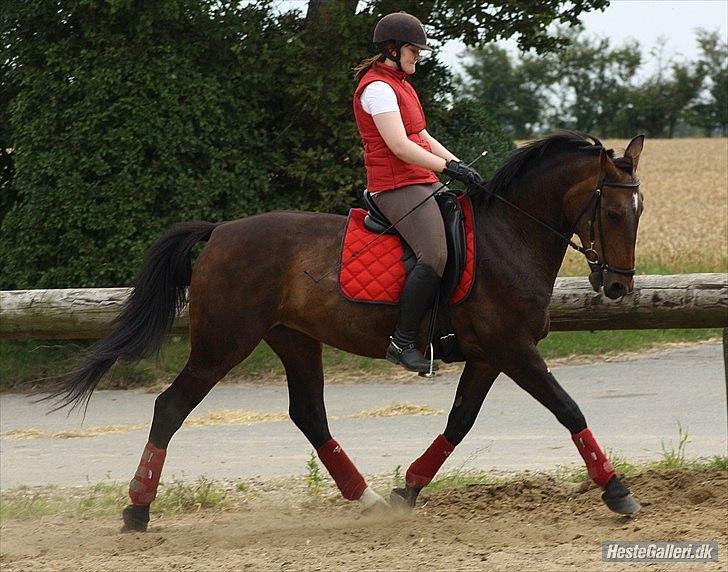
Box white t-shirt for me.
[360,81,400,116]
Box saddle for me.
[338,190,476,363]
[361,190,468,303]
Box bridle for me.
[488,173,641,283]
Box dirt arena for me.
[1,469,725,571]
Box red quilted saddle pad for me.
[338,195,476,305]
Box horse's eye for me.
[607,210,622,223]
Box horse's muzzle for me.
[604,280,628,300]
[588,270,603,293]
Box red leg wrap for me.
[129,441,167,506]
[572,428,615,487]
[317,439,367,500]
[406,434,455,488]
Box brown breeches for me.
[371,182,447,277]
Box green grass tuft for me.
[0,482,128,521]
[305,451,325,496]
[654,421,691,469]
[704,456,728,471]
[152,476,228,513]
[557,449,637,482]
[391,465,404,489]
[428,470,494,493]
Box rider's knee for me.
[419,249,447,278]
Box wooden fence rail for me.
[1,273,726,340]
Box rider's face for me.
[397,44,421,75]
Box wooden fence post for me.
[724,327,728,436]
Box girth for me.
[361,190,467,302]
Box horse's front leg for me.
[502,344,641,515]
[391,360,499,507]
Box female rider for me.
[353,11,483,373]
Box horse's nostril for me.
[606,283,627,299]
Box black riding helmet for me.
[373,12,432,71]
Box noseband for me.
[490,175,641,281]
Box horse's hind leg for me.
[503,345,641,515]
[121,328,267,532]
[264,325,387,511]
[392,360,499,508]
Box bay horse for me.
[48,132,645,532]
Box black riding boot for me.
[386,263,440,373]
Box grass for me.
[426,447,496,493]
[0,481,128,520]
[557,423,728,482]
[391,465,404,489]
[656,420,691,469]
[427,470,495,493]
[2,454,726,523]
[1,327,721,393]
[305,451,325,497]
[537,328,720,361]
[152,476,228,513]
[0,476,229,521]
[557,449,638,482]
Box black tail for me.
[43,221,219,412]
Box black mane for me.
[477,131,622,203]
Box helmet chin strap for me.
[382,41,404,71]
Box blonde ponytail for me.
[353,54,385,81]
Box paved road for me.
[1,344,726,489]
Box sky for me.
[440,0,728,78]
[272,1,727,79]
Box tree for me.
[456,45,552,138]
[456,27,641,137]
[456,27,716,138]
[1,35,18,225]
[629,39,705,138]
[1,0,609,288]
[1,0,281,288]
[686,29,728,136]
[551,31,641,136]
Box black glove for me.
[443,160,485,189]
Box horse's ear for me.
[599,146,609,173]
[625,135,645,172]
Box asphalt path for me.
[1,344,726,489]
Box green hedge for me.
[1,0,514,289]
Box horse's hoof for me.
[601,476,641,515]
[360,487,390,514]
[602,491,641,515]
[121,504,150,532]
[390,486,419,510]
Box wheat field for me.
[550,138,728,275]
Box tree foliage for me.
[456,45,549,138]
[1,0,605,288]
[457,27,722,138]
[1,0,279,287]
[686,30,728,136]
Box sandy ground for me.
[1,469,725,572]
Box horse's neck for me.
[482,155,593,292]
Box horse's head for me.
[566,135,645,299]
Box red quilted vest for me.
[353,62,439,193]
